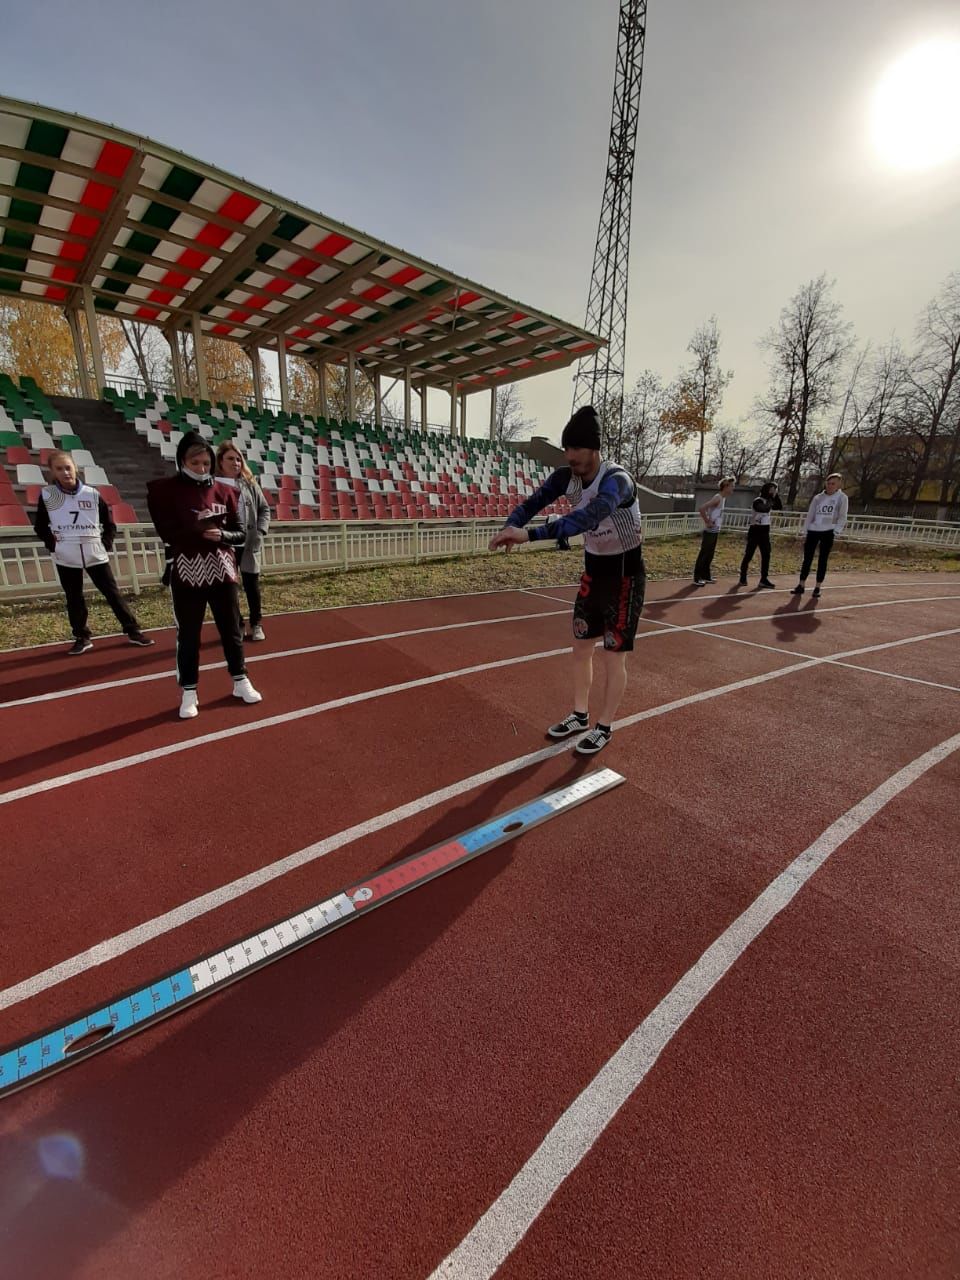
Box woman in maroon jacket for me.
[147,432,262,720]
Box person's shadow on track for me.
[698,586,747,622]
[641,582,702,622]
[0,756,584,1279]
[770,597,823,644]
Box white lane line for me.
[645,618,960,694]
[0,646,572,808]
[7,589,954,712]
[427,729,960,1280]
[523,580,950,609]
[0,608,568,710]
[0,625,951,1009]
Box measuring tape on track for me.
[0,767,624,1100]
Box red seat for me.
[98,484,122,506]
[277,504,295,520]
[279,475,296,491]
[0,504,30,526]
[297,505,317,520]
[111,503,139,524]
[25,485,43,505]
[6,447,31,466]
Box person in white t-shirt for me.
[693,477,735,585]
[791,473,849,599]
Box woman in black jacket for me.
[738,481,780,589]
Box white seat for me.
[145,408,161,423]
[298,490,316,506]
[210,407,224,420]
[160,441,178,461]
[262,461,279,477]
[84,465,110,486]
[335,477,352,492]
[50,420,73,438]
[70,449,95,467]
[186,412,201,426]
[228,409,241,422]
[16,463,45,486]
[134,417,151,435]
[240,418,252,430]
[155,399,168,413]
[146,428,164,447]
[21,418,43,434]
[197,425,214,440]
[260,473,278,492]
[169,430,184,445]
[27,432,55,449]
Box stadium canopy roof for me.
[0,96,603,401]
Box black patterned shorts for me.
[572,553,646,652]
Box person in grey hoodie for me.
[216,442,271,641]
[791,473,849,598]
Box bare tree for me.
[619,370,669,476]
[493,383,534,444]
[759,275,854,505]
[117,320,170,391]
[901,272,960,514]
[708,423,771,482]
[661,317,733,482]
[832,340,910,506]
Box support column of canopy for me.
[374,373,382,428]
[64,306,91,399]
[449,380,457,437]
[403,366,412,431]
[460,389,467,440]
[318,362,328,420]
[276,338,290,413]
[191,314,208,402]
[489,385,497,441]
[164,330,185,400]
[248,347,264,412]
[420,383,428,434]
[82,286,105,398]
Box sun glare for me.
[870,39,960,171]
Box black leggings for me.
[170,578,245,689]
[693,531,719,581]
[799,530,835,583]
[56,561,140,638]
[239,571,262,627]
[740,526,771,579]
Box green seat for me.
[0,430,22,448]
[59,435,83,449]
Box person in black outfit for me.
[739,481,780,589]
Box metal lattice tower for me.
[572,0,648,447]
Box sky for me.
[2,0,959,448]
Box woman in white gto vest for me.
[33,450,152,656]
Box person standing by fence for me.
[216,442,271,641]
[791,474,848,598]
[739,481,780,589]
[693,477,735,585]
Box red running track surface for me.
[0,572,958,1279]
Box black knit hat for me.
[561,405,601,451]
[176,430,216,473]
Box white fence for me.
[2,509,958,602]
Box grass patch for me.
[2,533,957,651]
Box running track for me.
[0,572,958,1279]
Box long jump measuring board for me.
[0,767,624,1101]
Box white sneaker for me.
[179,689,199,719]
[250,624,265,641]
[232,676,262,704]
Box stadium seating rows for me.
[109,387,571,522]
[1,376,569,527]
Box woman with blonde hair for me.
[34,449,153,655]
[216,441,271,640]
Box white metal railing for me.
[2,509,958,603]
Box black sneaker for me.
[738,576,748,586]
[547,713,589,740]
[127,631,155,647]
[758,579,776,589]
[67,638,93,656]
[812,586,821,599]
[790,584,805,596]
[575,725,612,755]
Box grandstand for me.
[0,95,599,535]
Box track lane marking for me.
[0,624,953,1010]
[428,729,960,1280]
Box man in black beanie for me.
[488,405,644,755]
